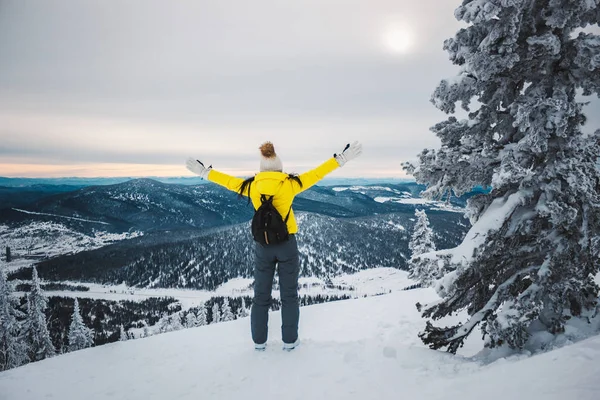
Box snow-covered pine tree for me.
[408,209,437,286]
[221,298,234,322]
[119,325,128,341]
[156,315,170,333]
[156,314,183,333]
[197,304,207,326]
[67,298,93,352]
[170,314,183,331]
[212,303,221,324]
[23,267,55,361]
[0,269,28,371]
[237,303,249,319]
[405,0,600,353]
[185,311,199,328]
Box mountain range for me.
[2,178,473,289]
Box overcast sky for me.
[0,0,598,178]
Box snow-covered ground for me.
[19,268,412,310]
[332,185,399,193]
[329,185,464,212]
[374,196,464,212]
[11,208,110,225]
[1,285,598,400]
[0,222,142,272]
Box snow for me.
[0,222,142,272]
[214,277,253,296]
[332,185,396,192]
[1,286,599,400]
[373,196,464,212]
[11,208,110,225]
[416,192,530,295]
[20,268,412,310]
[374,196,403,203]
[450,191,528,263]
[421,191,528,268]
[330,268,412,294]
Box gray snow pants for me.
[251,234,300,345]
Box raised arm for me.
[207,169,245,193]
[292,158,339,194]
[291,141,363,195]
[185,158,244,194]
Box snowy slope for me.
[0,222,142,272]
[1,285,598,400]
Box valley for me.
[0,178,470,353]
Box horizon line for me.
[0,175,416,181]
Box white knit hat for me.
[259,142,283,172]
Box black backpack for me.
[251,194,291,245]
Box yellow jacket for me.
[207,157,340,234]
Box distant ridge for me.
[0,176,208,187]
[0,176,413,188]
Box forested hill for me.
[3,178,472,289]
[10,212,468,290]
[0,178,474,234]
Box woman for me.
[186,141,362,350]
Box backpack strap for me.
[283,205,292,223]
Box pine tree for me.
[185,311,198,328]
[405,0,600,353]
[67,299,93,352]
[23,267,55,361]
[0,270,28,371]
[170,314,183,331]
[237,303,249,319]
[408,209,438,286]
[119,325,128,341]
[156,314,183,333]
[5,247,11,263]
[156,315,170,333]
[211,303,221,324]
[197,304,207,326]
[221,298,234,322]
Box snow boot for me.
[255,343,267,351]
[282,339,300,351]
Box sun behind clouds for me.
[382,24,415,55]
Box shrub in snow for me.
[408,209,438,286]
[0,269,28,371]
[405,0,600,353]
[23,267,56,361]
[67,298,94,352]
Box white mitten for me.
[186,157,212,179]
[334,141,363,167]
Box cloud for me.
[0,109,440,176]
[0,0,597,178]
[0,0,463,177]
